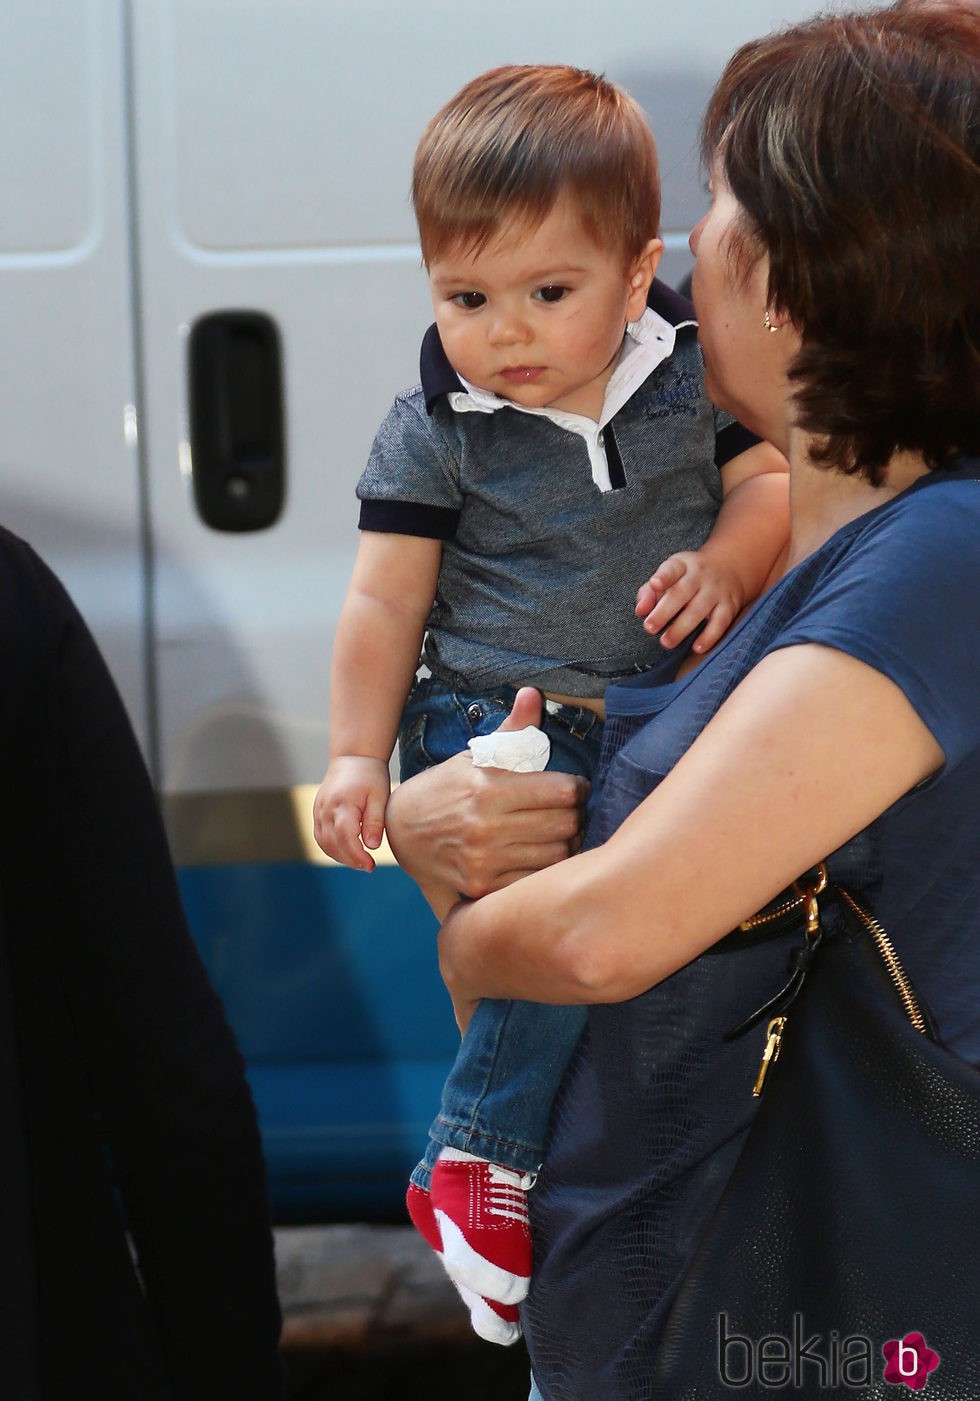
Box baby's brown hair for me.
[413,65,660,266]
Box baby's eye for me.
[451,291,486,310]
[533,285,569,303]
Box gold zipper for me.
[748,866,926,1096]
[739,865,828,933]
[836,887,927,1036]
[748,866,827,1096]
[739,892,806,932]
[752,1017,787,1097]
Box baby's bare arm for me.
[314,531,441,870]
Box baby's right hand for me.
[313,756,391,871]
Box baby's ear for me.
[627,238,664,315]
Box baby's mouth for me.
[499,366,545,383]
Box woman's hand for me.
[384,687,589,920]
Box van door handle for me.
[188,310,285,531]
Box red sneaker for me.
[405,1181,522,1345]
[406,1180,442,1252]
[430,1155,533,1305]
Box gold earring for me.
[764,310,781,334]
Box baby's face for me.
[427,196,657,421]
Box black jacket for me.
[0,529,282,1399]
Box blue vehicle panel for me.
[178,863,455,1221]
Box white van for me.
[0,0,842,1219]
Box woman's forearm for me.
[438,844,608,1019]
[439,644,944,1020]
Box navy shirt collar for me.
[420,322,464,412]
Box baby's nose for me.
[488,311,531,345]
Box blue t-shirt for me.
[523,458,980,1401]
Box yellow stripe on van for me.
[163,785,399,869]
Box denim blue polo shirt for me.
[357,280,758,698]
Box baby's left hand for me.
[635,550,745,653]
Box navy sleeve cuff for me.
[358,498,460,540]
[715,420,762,468]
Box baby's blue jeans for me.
[398,676,602,1189]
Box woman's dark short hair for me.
[702,4,979,482]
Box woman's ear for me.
[626,238,664,319]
